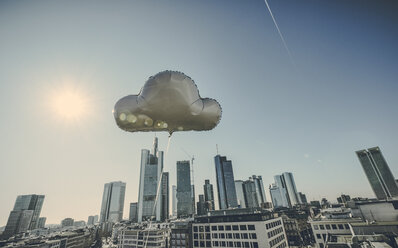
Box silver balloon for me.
[114,71,222,134]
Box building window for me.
[235,242,242,247]
[225,225,231,230]
[252,242,259,248]
[332,224,337,230]
[313,225,319,230]
[199,226,204,232]
[205,226,210,232]
[234,233,240,239]
[240,225,247,231]
[248,225,255,230]
[228,241,233,247]
[194,241,199,247]
[206,241,211,247]
[316,234,321,239]
[194,226,198,232]
[213,241,219,247]
[250,233,257,239]
[194,234,198,239]
[220,233,225,239]
[338,224,343,229]
[344,224,350,229]
[320,243,324,248]
[242,233,248,239]
[233,225,239,230]
[212,233,218,239]
[319,225,325,230]
[326,225,331,230]
[218,225,224,231]
[227,233,232,239]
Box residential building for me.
[214,155,238,209]
[100,181,126,223]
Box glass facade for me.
[137,137,165,222]
[99,181,126,223]
[177,160,193,217]
[282,172,300,206]
[215,155,238,209]
[356,147,398,199]
[204,180,215,211]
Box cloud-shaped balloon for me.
[114,71,222,134]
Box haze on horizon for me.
[0,0,397,225]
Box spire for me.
[152,137,158,156]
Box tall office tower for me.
[2,194,45,238]
[203,180,215,211]
[356,147,398,200]
[251,175,267,204]
[99,181,126,223]
[2,210,33,238]
[191,185,196,215]
[37,217,46,229]
[177,160,193,217]
[87,216,95,225]
[214,155,238,209]
[234,180,247,208]
[172,185,177,217]
[161,172,169,221]
[298,192,307,204]
[269,180,289,208]
[93,215,99,223]
[137,137,164,222]
[13,194,45,230]
[242,179,260,208]
[282,172,300,206]
[196,195,207,216]
[129,202,138,222]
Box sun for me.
[50,86,90,122]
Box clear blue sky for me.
[0,0,397,225]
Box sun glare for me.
[50,86,90,122]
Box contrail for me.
[263,0,295,65]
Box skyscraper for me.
[2,210,33,238]
[129,203,138,222]
[99,181,126,223]
[270,175,290,208]
[251,175,267,204]
[177,160,193,217]
[2,194,45,238]
[203,180,215,211]
[172,185,177,217]
[242,180,259,208]
[282,172,300,206]
[137,137,165,222]
[37,217,46,229]
[234,180,246,208]
[161,172,169,220]
[196,195,207,216]
[214,155,238,209]
[356,147,398,200]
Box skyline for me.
[1,0,398,225]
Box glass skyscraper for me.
[356,147,398,200]
[214,155,238,209]
[203,179,215,211]
[99,181,126,223]
[137,137,167,222]
[270,173,300,208]
[176,160,193,217]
